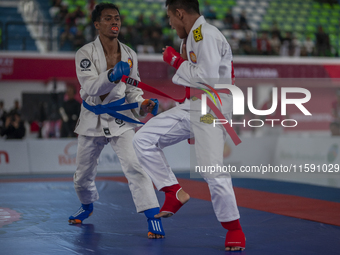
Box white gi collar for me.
[190,15,206,34]
[94,36,129,72]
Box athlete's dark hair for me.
[165,0,200,15]
[92,3,120,23]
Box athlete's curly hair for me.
[91,3,120,23]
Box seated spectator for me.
[291,34,301,57]
[73,27,86,50]
[224,9,234,29]
[136,14,146,31]
[0,112,26,139]
[60,5,85,48]
[270,23,282,43]
[0,101,7,133]
[315,26,330,56]
[239,10,249,30]
[87,0,96,14]
[49,0,63,21]
[137,30,155,54]
[9,99,21,116]
[150,30,163,53]
[229,33,240,54]
[239,32,254,55]
[54,4,68,24]
[280,32,293,56]
[302,36,315,56]
[203,1,217,20]
[257,32,271,55]
[269,34,281,55]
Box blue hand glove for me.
[108,61,130,83]
[150,98,159,116]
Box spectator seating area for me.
[0,6,37,51]
[0,0,339,56]
[260,0,340,56]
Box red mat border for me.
[1,176,339,226]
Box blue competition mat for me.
[0,177,340,255]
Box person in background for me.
[269,34,281,55]
[303,36,315,56]
[239,32,254,55]
[0,111,26,139]
[59,85,81,138]
[9,99,21,116]
[202,0,216,19]
[257,32,271,55]
[0,101,7,133]
[224,9,234,29]
[315,26,330,56]
[239,10,249,30]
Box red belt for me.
[121,75,241,145]
[185,86,230,100]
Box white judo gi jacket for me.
[133,16,240,221]
[74,36,145,137]
[174,16,234,114]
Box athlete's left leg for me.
[110,129,164,238]
[133,107,191,218]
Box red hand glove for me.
[163,46,186,69]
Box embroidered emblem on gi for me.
[80,59,91,69]
[189,51,197,63]
[103,128,111,135]
[200,113,215,124]
[191,96,198,101]
[128,58,133,68]
[115,118,124,125]
[193,25,203,42]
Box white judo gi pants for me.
[74,129,159,213]
[133,104,240,222]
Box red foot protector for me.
[221,220,246,249]
[160,184,184,215]
[225,230,246,249]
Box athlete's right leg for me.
[133,107,191,217]
[191,110,245,251]
[69,135,107,224]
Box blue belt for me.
[82,97,144,124]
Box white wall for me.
[1,136,339,188]
[0,138,190,175]
[0,81,66,112]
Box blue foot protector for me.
[144,207,165,237]
[68,203,93,224]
